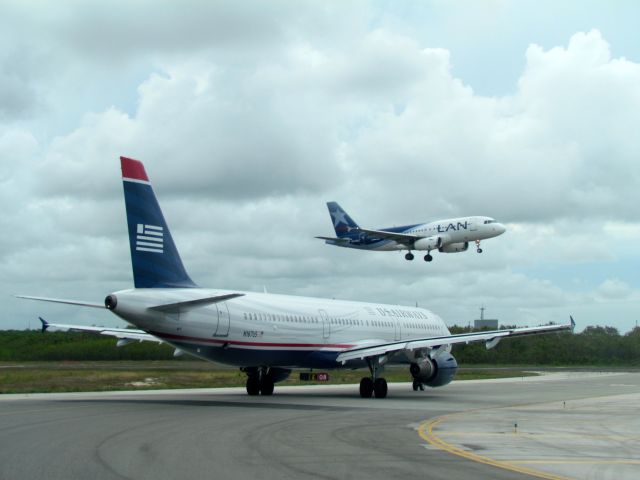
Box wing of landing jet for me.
[336,317,575,363]
[353,227,421,245]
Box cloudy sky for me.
[2,1,639,333]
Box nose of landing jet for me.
[494,223,506,235]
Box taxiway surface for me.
[1,371,638,480]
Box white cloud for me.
[596,279,633,301]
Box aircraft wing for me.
[39,317,161,343]
[354,228,420,245]
[336,317,575,363]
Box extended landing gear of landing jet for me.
[406,251,434,262]
[412,379,425,391]
[475,239,483,254]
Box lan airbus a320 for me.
[19,157,572,398]
[317,201,506,262]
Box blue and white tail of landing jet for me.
[327,201,360,239]
[316,201,506,263]
[121,157,197,288]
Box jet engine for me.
[409,354,458,387]
[438,241,469,253]
[413,236,442,251]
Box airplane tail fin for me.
[327,201,360,239]
[120,156,198,288]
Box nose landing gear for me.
[475,239,483,253]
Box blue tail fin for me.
[327,201,360,239]
[121,156,197,288]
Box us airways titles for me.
[437,221,468,233]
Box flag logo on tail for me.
[136,224,164,253]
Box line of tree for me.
[0,326,638,365]
[449,325,640,366]
[0,330,179,361]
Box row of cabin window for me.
[243,312,319,323]
[242,312,440,332]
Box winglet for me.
[569,315,576,331]
[39,317,50,333]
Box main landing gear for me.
[475,239,483,253]
[359,358,388,398]
[405,251,433,262]
[243,367,274,396]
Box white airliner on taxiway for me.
[317,202,506,262]
[18,157,573,399]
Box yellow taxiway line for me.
[418,413,573,480]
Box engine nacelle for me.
[409,354,458,387]
[438,241,469,253]
[413,236,442,251]
[410,358,436,381]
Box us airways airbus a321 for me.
[316,201,506,262]
[18,157,573,399]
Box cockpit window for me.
[483,219,497,224]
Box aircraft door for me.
[214,304,230,337]
[319,309,330,340]
[394,320,401,341]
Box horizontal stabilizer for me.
[148,293,245,312]
[315,236,351,244]
[16,295,105,309]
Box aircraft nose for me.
[495,223,506,235]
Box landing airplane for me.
[18,157,573,398]
[316,202,506,262]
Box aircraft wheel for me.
[246,376,260,396]
[260,376,275,396]
[359,377,374,398]
[477,248,483,253]
[405,252,414,261]
[373,378,388,398]
[424,254,433,262]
